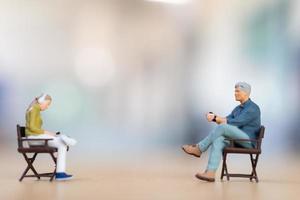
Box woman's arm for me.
[44,130,56,136]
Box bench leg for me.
[19,152,57,182]
[250,154,259,182]
[220,153,229,181]
[221,152,226,180]
[224,153,229,181]
[19,153,40,181]
[50,153,57,181]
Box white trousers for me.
[27,134,67,173]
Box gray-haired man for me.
[182,82,261,182]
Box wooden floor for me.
[1,148,300,200]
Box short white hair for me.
[235,82,251,95]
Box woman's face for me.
[40,100,51,111]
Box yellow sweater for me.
[25,103,44,136]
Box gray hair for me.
[235,82,251,95]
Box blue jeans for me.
[197,124,253,171]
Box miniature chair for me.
[221,126,265,182]
[17,124,57,181]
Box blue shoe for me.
[55,172,73,181]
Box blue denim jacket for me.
[226,99,261,139]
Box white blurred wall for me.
[0,0,299,157]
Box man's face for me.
[234,87,249,102]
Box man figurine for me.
[182,82,261,182]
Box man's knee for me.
[212,136,225,146]
[217,124,230,132]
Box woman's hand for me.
[44,130,56,137]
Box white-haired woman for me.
[25,94,74,180]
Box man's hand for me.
[216,116,227,124]
[206,113,215,122]
[206,112,227,124]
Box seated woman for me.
[25,93,75,181]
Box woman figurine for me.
[25,93,76,181]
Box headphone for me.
[37,93,47,104]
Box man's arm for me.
[206,112,227,124]
[213,107,238,124]
[212,108,258,125]
[215,116,227,124]
[226,107,259,127]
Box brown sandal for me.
[181,144,201,158]
[195,173,215,182]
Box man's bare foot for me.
[195,171,216,182]
[181,144,202,158]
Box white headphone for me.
[37,93,47,104]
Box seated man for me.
[182,82,261,182]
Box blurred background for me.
[0,0,300,161]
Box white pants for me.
[27,134,67,173]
